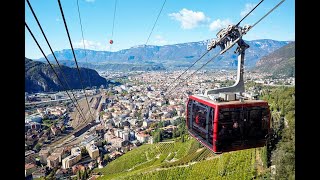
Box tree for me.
[34,143,41,152]
[150,122,158,129]
[172,109,178,117]
[82,168,88,180]
[157,121,164,128]
[172,128,177,138]
[104,154,110,162]
[77,170,81,180]
[102,140,107,146]
[181,134,185,142]
[99,111,106,116]
[61,126,66,132]
[81,147,88,156]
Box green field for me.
[95,137,265,180]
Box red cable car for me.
[109,40,113,44]
[186,24,270,153]
[187,94,270,153]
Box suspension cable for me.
[57,0,95,121]
[164,50,209,91]
[163,0,268,95]
[166,0,286,95]
[111,0,118,42]
[76,0,92,88]
[167,52,220,95]
[145,0,167,45]
[26,22,87,123]
[236,0,264,26]
[26,0,87,124]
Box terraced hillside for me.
[95,137,265,179]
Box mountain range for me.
[36,39,290,71]
[255,42,295,77]
[25,58,113,93]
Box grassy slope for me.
[95,137,265,180]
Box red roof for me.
[25,163,36,169]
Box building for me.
[25,122,42,132]
[32,167,47,179]
[109,137,125,148]
[25,113,42,123]
[104,131,115,142]
[95,124,105,135]
[62,153,82,169]
[123,132,129,141]
[142,119,153,128]
[55,168,70,179]
[62,147,82,169]
[39,147,51,164]
[51,126,61,136]
[46,106,67,116]
[86,143,99,159]
[80,134,99,148]
[25,163,37,177]
[71,147,81,155]
[47,154,59,169]
[51,147,65,162]
[25,150,35,157]
[72,164,86,175]
[135,131,150,143]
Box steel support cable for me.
[26,22,87,123]
[145,0,167,45]
[58,0,95,121]
[162,0,264,94]
[26,0,87,122]
[111,0,118,41]
[236,0,264,26]
[166,52,220,95]
[164,50,209,92]
[164,0,267,94]
[250,0,285,29]
[76,0,92,88]
[167,0,286,95]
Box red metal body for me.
[187,95,270,153]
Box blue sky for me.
[25,0,295,59]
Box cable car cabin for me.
[187,94,270,153]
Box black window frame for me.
[187,100,214,148]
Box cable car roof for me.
[190,94,268,107]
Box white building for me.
[86,143,99,159]
[62,147,82,169]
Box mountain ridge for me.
[255,41,295,77]
[35,39,290,70]
[25,58,113,93]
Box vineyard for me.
[95,137,265,180]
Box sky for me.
[25,0,295,59]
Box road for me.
[25,98,72,106]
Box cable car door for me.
[188,100,213,148]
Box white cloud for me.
[240,3,256,17]
[209,19,232,31]
[55,18,60,22]
[169,8,209,29]
[153,35,168,45]
[85,0,95,2]
[74,40,110,51]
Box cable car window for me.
[192,102,208,140]
[217,106,270,151]
[208,108,214,146]
[261,108,269,130]
[187,100,214,148]
[249,107,269,138]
